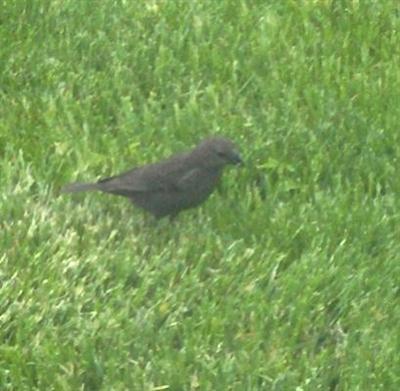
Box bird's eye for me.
[217,151,226,158]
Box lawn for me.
[1,1,400,389]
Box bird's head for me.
[195,136,243,168]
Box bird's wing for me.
[175,168,204,190]
[97,156,193,196]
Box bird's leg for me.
[168,213,179,222]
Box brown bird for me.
[61,136,242,218]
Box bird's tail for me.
[61,182,99,193]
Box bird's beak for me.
[230,151,243,165]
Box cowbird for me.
[62,136,242,218]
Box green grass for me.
[1,0,400,389]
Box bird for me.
[61,136,242,219]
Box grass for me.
[1,0,400,389]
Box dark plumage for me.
[61,136,242,218]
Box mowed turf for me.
[1,1,400,389]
